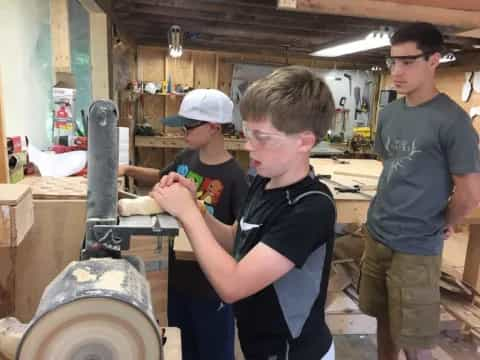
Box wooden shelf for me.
[135,135,247,151]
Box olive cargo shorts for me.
[358,227,441,349]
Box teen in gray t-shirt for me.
[367,93,480,255]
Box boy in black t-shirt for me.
[120,89,248,360]
[151,67,336,359]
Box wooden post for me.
[51,0,72,74]
[0,70,8,184]
[277,0,480,29]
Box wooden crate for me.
[0,184,34,247]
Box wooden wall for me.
[381,67,480,134]
[127,47,236,170]
[128,46,372,170]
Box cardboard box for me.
[0,184,34,247]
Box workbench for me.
[174,158,480,291]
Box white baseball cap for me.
[162,89,233,127]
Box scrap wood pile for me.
[328,224,480,346]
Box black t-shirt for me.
[233,174,336,359]
[161,150,249,299]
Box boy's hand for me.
[118,164,130,177]
[150,182,197,219]
[159,172,196,197]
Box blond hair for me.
[240,66,335,143]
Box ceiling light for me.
[311,31,391,57]
[168,25,183,58]
[440,53,456,64]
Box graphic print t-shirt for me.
[161,150,249,298]
[367,93,480,255]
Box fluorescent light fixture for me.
[440,53,456,64]
[311,31,391,57]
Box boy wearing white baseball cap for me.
[119,89,248,360]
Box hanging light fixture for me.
[311,27,392,57]
[168,25,183,58]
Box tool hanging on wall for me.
[344,73,352,95]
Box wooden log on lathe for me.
[118,196,164,216]
[4,258,163,360]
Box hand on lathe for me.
[158,172,197,197]
[118,164,130,177]
[150,182,197,218]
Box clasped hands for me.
[150,172,198,219]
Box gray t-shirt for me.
[367,93,480,255]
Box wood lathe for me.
[0,100,180,360]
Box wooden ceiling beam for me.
[115,4,395,34]
[114,0,395,28]
[119,16,344,42]
[381,0,480,11]
[131,29,321,52]
[278,0,480,29]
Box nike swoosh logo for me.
[240,217,262,231]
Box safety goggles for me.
[242,123,296,149]
[385,52,432,69]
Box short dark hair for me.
[391,22,444,55]
[239,66,335,143]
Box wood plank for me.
[456,28,480,38]
[193,52,217,89]
[135,135,247,151]
[20,176,88,200]
[90,12,110,99]
[326,313,377,335]
[0,185,30,206]
[0,70,7,184]
[51,0,72,73]
[163,327,182,360]
[463,225,480,291]
[278,0,480,29]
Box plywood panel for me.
[217,59,234,95]
[136,147,165,171]
[143,94,166,133]
[138,46,166,82]
[165,51,194,89]
[193,52,217,89]
[14,200,86,322]
[0,247,15,317]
